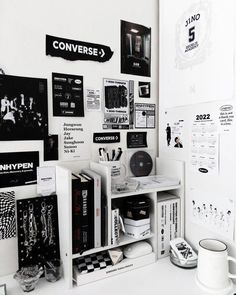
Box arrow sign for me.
[46,35,113,62]
[93,132,120,143]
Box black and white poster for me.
[127,132,147,148]
[138,81,151,98]
[16,195,60,269]
[103,78,134,129]
[121,20,151,77]
[135,103,155,128]
[0,191,16,240]
[0,74,48,140]
[46,35,113,62]
[176,1,211,69]
[0,151,39,188]
[61,121,90,161]
[52,73,84,117]
[44,134,59,161]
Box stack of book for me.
[71,169,107,254]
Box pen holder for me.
[99,161,126,192]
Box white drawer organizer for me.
[56,158,185,288]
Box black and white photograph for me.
[138,81,151,98]
[121,20,151,77]
[16,195,60,269]
[0,151,39,188]
[44,134,59,161]
[0,74,48,140]
[52,72,84,117]
[0,191,16,240]
[103,78,133,129]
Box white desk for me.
[0,258,235,295]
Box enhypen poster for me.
[0,74,48,140]
[0,151,39,188]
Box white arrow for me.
[100,49,105,58]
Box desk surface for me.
[0,258,235,295]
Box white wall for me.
[159,0,236,272]
[0,0,158,275]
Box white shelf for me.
[111,184,182,199]
[56,158,185,288]
[73,252,156,286]
[72,232,154,259]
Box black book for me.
[80,173,94,249]
[72,173,90,254]
[101,194,108,247]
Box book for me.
[156,193,180,258]
[72,173,92,253]
[101,193,108,247]
[80,172,94,249]
[82,168,101,248]
[111,208,120,245]
[71,175,82,254]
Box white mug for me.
[196,238,236,293]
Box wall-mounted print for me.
[0,191,16,240]
[46,35,113,62]
[138,82,151,98]
[0,74,48,140]
[103,78,134,130]
[121,20,151,77]
[0,151,39,188]
[52,73,84,117]
[16,195,60,269]
[44,135,59,161]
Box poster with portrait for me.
[44,134,59,161]
[52,72,84,117]
[121,20,151,77]
[0,74,48,140]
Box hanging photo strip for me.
[16,195,60,269]
[0,191,16,240]
[0,74,48,140]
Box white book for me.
[111,208,119,245]
[82,168,101,248]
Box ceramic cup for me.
[196,239,236,294]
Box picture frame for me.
[0,284,7,295]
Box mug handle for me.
[228,256,236,279]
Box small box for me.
[124,218,150,239]
[124,196,150,220]
[157,193,180,259]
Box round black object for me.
[130,151,153,177]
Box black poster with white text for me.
[46,35,113,62]
[0,151,39,188]
[52,73,84,117]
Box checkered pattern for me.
[0,191,16,240]
[75,251,112,274]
